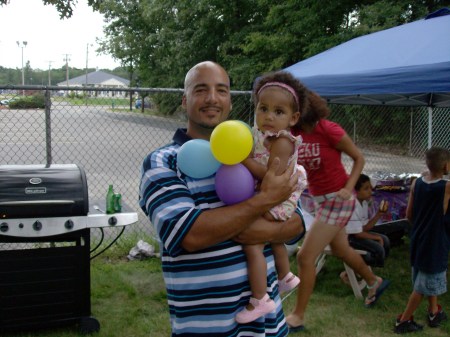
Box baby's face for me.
[255,86,299,133]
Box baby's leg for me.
[263,212,290,277]
[237,243,277,324]
[272,242,290,279]
[243,243,267,300]
[273,242,300,295]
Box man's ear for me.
[182,95,187,108]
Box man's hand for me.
[259,157,299,207]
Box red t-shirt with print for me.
[292,119,348,196]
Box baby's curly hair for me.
[253,71,308,116]
[253,71,330,132]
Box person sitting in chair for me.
[341,174,390,284]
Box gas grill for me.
[0,164,138,334]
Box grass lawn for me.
[4,237,449,337]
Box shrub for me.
[8,94,46,109]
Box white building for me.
[57,70,130,97]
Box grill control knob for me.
[65,220,74,230]
[108,216,117,226]
[33,221,42,231]
[0,222,8,233]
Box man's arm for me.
[182,158,300,252]
[233,212,304,245]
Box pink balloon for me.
[215,164,255,205]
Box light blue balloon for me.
[177,139,221,178]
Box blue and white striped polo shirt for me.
[139,128,292,336]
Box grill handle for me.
[0,200,76,206]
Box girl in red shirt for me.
[286,85,390,332]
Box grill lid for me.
[0,164,88,219]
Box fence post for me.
[45,88,52,165]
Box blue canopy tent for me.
[283,8,450,147]
[284,8,450,107]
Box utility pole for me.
[46,60,54,85]
[63,54,71,89]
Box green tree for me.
[0,0,103,19]
[94,0,448,92]
[2,0,448,92]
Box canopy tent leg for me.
[427,106,433,149]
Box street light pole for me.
[16,40,27,95]
[46,60,53,85]
[85,43,92,86]
[85,43,93,104]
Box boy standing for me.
[394,147,450,334]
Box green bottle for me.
[113,193,122,213]
[106,185,115,214]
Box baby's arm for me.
[242,157,267,181]
[267,136,295,176]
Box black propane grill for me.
[0,164,137,334]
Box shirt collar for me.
[173,128,191,146]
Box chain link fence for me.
[1,85,449,245]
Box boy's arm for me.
[406,179,416,223]
[353,231,384,245]
[362,200,388,231]
[444,181,450,215]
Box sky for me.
[0,0,121,71]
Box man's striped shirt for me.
[139,128,292,336]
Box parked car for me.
[0,98,16,105]
[135,98,151,109]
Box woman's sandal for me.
[288,323,306,333]
[364,278,391,308]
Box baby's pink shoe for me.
[278,272,300,294]
[236,294,276,324]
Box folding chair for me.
[315,245,369,299]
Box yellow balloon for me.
[210,120,253,165]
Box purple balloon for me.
[215,164,255,205]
